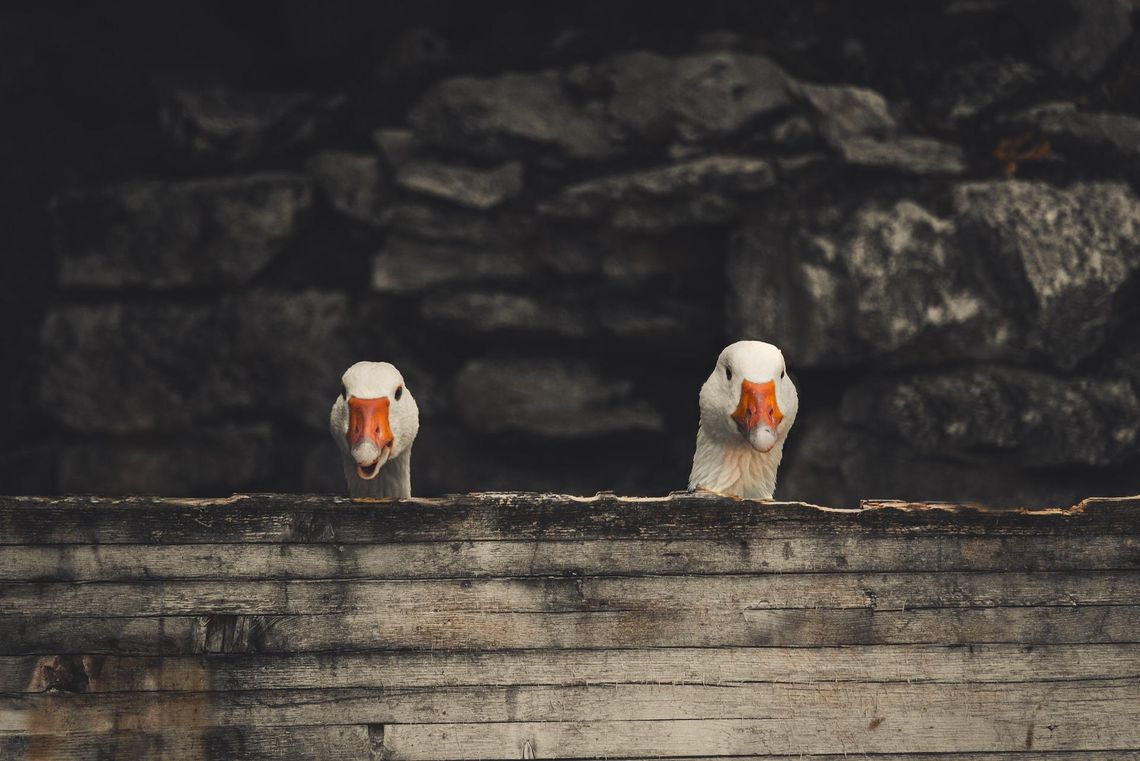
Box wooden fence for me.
[1,492,1139,760]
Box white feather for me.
[688,341,798,499]
[329,361,420,498]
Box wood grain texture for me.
[4,533,1138,582]
[0,724,373,761]
[380,714,1140,759]
[3,605,1139,655]
[2,492,1138,759]
[4,571,1136,617]
[5,644,1136,693]
[1,493,1136,545]
[3,679,1138,736]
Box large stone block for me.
[779,409,1140,508]
[407,71,617,159]
[841,366,1140,468]
[540,155,775,232]
[729,198,1021,367]
[791,82,964,174]
[730,180,1140,369]
[395,160,524,211]
[51,175,312,289]
[953,180,1140,368]
[830,135,966,175]
[605,51,791,142]
[421,287,716,348]
[371,236,534,293]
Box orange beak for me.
[730,379,783,434]
[347,396,393,452]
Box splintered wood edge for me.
[6,491,1138,518]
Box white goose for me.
[329,361,420,498]
[688,340,799,499]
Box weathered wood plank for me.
[3,606,1138,655]
[3,680,1138,736]
[380,712,1140,758]
[5,534,1137,582]
[2,493,1135,545]
[612,756,1140,761]
[6,644,1134,693]
[2,734,1132,761]
[3,572,1137,617]
[0,724,373,761]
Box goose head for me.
[329,361,419,495]
[689,340,798,498]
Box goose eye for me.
[725,366,732,381]
[394,385,403,401]
[780,369,785,379]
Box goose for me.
[688,340,799,499]
[329,361,420,498]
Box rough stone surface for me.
[1022,0,1134,80]
[779,411,1133,508]
[421,290,593,337]
[729,198,1022,367]
[793,82,896,141]
[160,88,344,163]
[931,58,1042,125]
[1026,106,1140,167]
[395,160,524,210]
[791,82,966,174]
[541,155,775,231]
[51,175,312,289]
[732,180,1140,371]
[832,135,966,175]
[385,203,523,245]
[306,151,390,226]
[670,53,792,142]
[407,71,617,159]
[421,288,715,347]
[842,366,1140,468]
[952,180,1140,367]
[454,357,665,437]
[606,51,791,143]
[372,236,533,293]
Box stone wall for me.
[2,0,1140,505]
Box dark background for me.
[2,0,1140,506]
